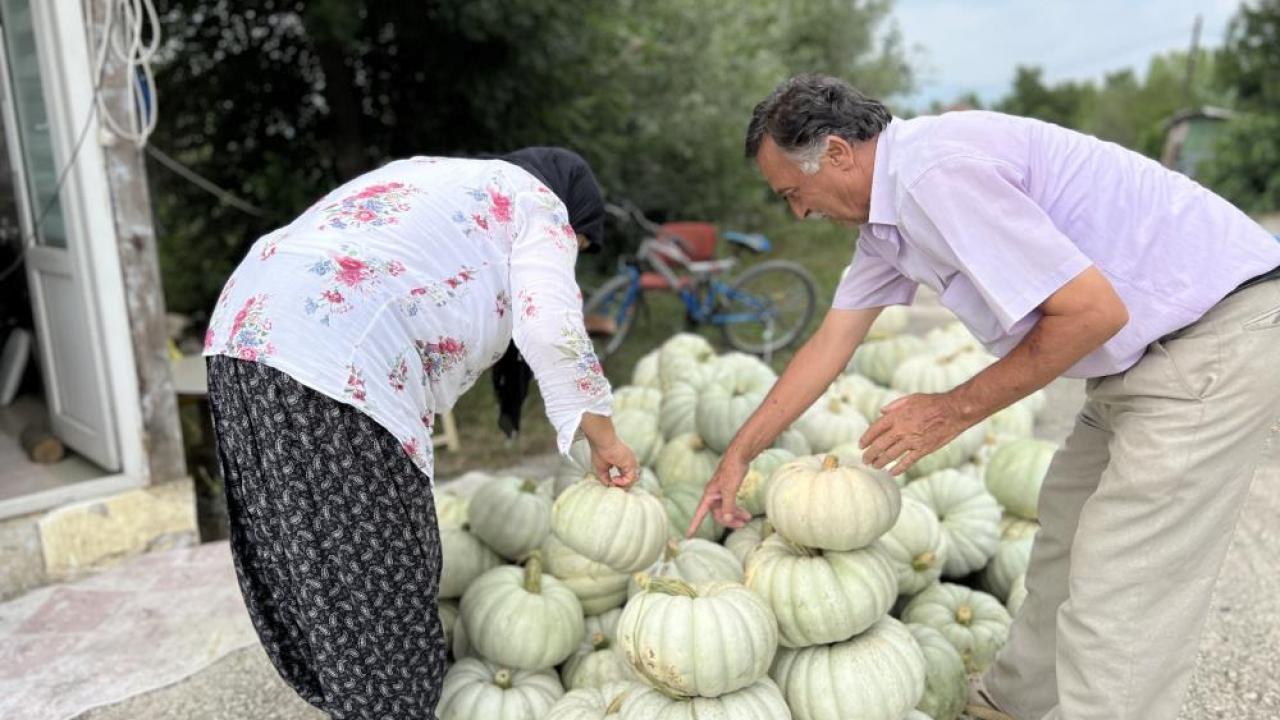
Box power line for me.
[145,144,278,219]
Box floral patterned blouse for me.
[202,157,613,481]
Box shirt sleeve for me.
[831,241,918,310]
[900,156,1093,332]
[508,186,613,455]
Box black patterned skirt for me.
[206,355,447,719]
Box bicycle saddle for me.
[723,231,771,253]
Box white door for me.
[0,1,120,471]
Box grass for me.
[433,209,856,478]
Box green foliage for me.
[1197,114,1280,214]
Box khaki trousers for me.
[985,279,1280,720]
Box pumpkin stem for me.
[911,551,937,572]
[523,550,543,594]
[493,667,513,689]
[828,397,843,413]
[822,454,840,470]
[519,478,539,493]
[604,689,630,714]
[761,520,774,539]
[956,604,974,625]
[645,576,698,597]
[690,435,705,451]
[590,631,609,650]
[664,539,681,561]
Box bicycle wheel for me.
[583,272,640,359]
[717,259,817,355]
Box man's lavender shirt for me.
[833,111,1280,378]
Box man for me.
[688,74,1280,720]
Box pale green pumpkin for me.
[736,448,796,516]
[542,533,630,615]
[716,351,778,391]
[766,454,901,551]
[891,349,994,395]
[744,535,896,648]
[773,427,812,455]
[771,616,925,720]
[907,623,968,720]
[901,582,1012,674]
[904,421,990,480]
[545,681,639,720]
[617,678,792,720]
[630,350,661,389]
[552,479,668,573]
[878,496,947,595]
[998,513,1040,541]
[903,469,1001,578]
[613,385,662,415]
[440,524,502,599]
[724,518,775,565]
[661,482,725,542]
[654,433,719,493]
[658,377,705,440]
[988,399,1035,438]
[626,538,743,598]
[435,489,470,529]
[866,304,911,340]
[460,553,586,670]
[560,609,631,690]
[982,535,1035,603]
[1006,573,1028,616]
[850,335,928,386]
[468,476,553,560]
[437,658,565,720]
[617,577,778,698]
[984,438,1057,520]
[922,322,984,356]
[658,333,717,392]
[613,408,664,467]
[795,393,870,453]
[696,378,767,454]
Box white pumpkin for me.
[766,454,901,551]
[878,496,947,595]
[1006,573,1028,617]
[999,513,1039,540]
[661,482,725,542]
[436,489,470,528]
[736,448,796,516]
[452,609,473,660]
[903,469,1001,578]
[617,577,778,698]
[866,304,911,340]
[658,377,706,440]
[744,535,896,648]
[724,518,774,565]
[984,438,1057,520]
[852,384,904,424]
[613,408,664,467]
[561,609,631,690]
[907,623,968,720]
[981,535,1035,602]
[696,375,768,454]
[460,553,586,670]
[543,533,630,615]
[890,349,994,395]
[617,678,792,720]
[440,524,502,599]
[658,333,717,391]
[438,658,564,720]
[654,433,719,493]
[771,616,925,720]
[971,431,1022,471]
[922,322,984,356]
[773,427,812,455]
[715,351,778,391]
[851,335,928,386]
[901,582,1012,674]
[795,393,870,453]
[555,440,594,495]
[557,464,662,500]
[627,538,743,597]
[546,681,638,720]
[552,479,669,573]
[469,476,553,560]
[614,386,663,415]
[988,399,1034,438]
[904,420,990,480]
[631,350,662,388]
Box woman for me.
[203,147,637,719]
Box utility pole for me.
[1183,14,1202,110]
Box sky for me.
[890,0,1244,111]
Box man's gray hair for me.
[745,74,892,174]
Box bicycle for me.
[583,201,818,362]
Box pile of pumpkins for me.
[434,312,1059,720]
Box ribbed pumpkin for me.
[560,609,631,690]
[437,658,564,720]
[999,513,1040,540]
[631,350,661,389]
[878,495,947,595]
[901,583,1012,673]
[613,386,662,415]
[716,351,779,391]
[542,533,630,615]
[771,616,925,720]
[613,409,664,467]
[546,681,638,720]
[654,433,719,493]
[460,552,585,670]
[436,489,470,528]
[795,393,870,453]
[627,538,743,598]
[736,448,796,516]
[661,482,725,542]
[766,454,901,551]
[556,465,662,501]
[852,384,904,424]
[907,623,968,720]
[469,476,553,560]
[617,678,792,720]
[658,376,707,440]
[971,431,1021,471]
[658,333,717,392]
[743,535,896,647]
[773,428,812,455]
[984,438,1057,520]
[923,321,984,356]
[440,523,503,599]
[982,535,1035,602]
[696,379,768,454]
[452,608,473,661]
[850,335,927,385]
[903,469,1001,578]
[617,577,778,698]
[988,399,1034,437]
[724,518,774,565]
[552,480,669,573]
[1006,573,1028,616]
[866,304,911,340]
[904,421,990,480]
[891,349,993,395]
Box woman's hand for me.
[580,413,639,487]
[686,453,752,536]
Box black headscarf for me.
[491,147,606,439]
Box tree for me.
[996,66,1095,129]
